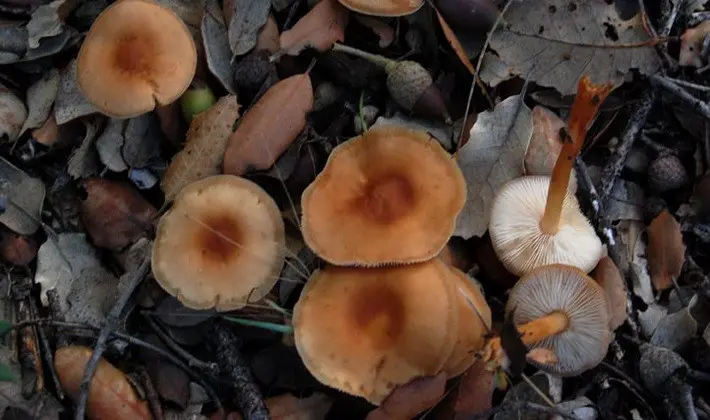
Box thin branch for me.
[144,315,219,376]
[650,74,710,120]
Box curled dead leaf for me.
[223,73,314,176]
[279,0,349,56]
[80,177,157,251]
[256,14,280,53]
[366,372,446,420]
[647,210,686,291]
[54,346,152,420]
[593,256,628,330]
[525,106,566,176]
[162,95,241,200]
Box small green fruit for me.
[180,87,216,122]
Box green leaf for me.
[0,362,17,382]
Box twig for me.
[211,322,269,420]
[650,74,710,121]
[28,299,64,401]
[139,369,164,420]
[144,315,220,376]
[666,77,710,93]
[74,255,151,420]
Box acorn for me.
[180,82,216,122]
[331,42,450,122]
[648,153,689,192]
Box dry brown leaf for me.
[0,225,37,265]
[366,372,446,420]
[454,361,494,417]
[593,256,628,330]
[80,177,157,251]
[647,210,686,291]
[279,0,349,56]
[223,73,313,175]
[525,106,565,176]
[256,14,281,53]
[31,111,58,146]
[162,95,240,200]
[434,7,475,75]
[354,15,394,48]
[55,346,152,420]
[228,393,333,420]
[526,348,559,365]
[680,21,710,67]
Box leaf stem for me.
[331,43,393,69]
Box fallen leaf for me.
[454,361,494,417]
[80,177,157,251]
[202,1,237,94]
[67,117,101,178]
[95,119,128,172]
[0,83,27,142]
[639,303,666,338]
[434,7,475,74]
[0,225,37,265]
[20,68,60,136]
[162,95,240,200]
[256,14,281,53]
[280,0,349,56]
[140,335,191,408]
[155,0,207,29]
[525,348,558,366]
[647,210,686,291]
[55,59,98,125]
[366,372,446,420]
[650,308,697,351]
[0,155,45,235]
[373,112,453,149]
[479,1,660,95]
[54,346,152,420]
[229,393,333,420]
[26,0,66,49]
[454,94,533,239]
[223,73,313,175]
[680,21,710,67]
[0,26,28,64]
[525,106,565,176]
[228,0,270,57]
[593,256,628,330]
[31,111,59,146]
[354,15,394,48]
[122,113,163,168]
[606,180,645,221]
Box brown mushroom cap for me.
[489,175,603,276]
[337,0,424,17]
[77,0,197,118]
[152,175,285,311]
[506,264,612,376]
[292,259,459,404]
[301,125,466,266]
[442,267,492,378]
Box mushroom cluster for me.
[293,125,492,404]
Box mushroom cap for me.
[292,259,459,404]
[442,267,492,378]
[301,125,466,267]
[337,0,424,17]
[152,175,285,311]
[77,0,197,118]
[506,264,612,376]
[488,175,603,276]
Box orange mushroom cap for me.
[442,267,492,378]
[152,175,285,311]
[301,125,466,266]
[292,259,459,404]
[77,0,197,118]
[337,0,424,17]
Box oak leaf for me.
[366,372,446,420]
[647,210,686,291]
[279,0,349,56]
[593,256,628,330]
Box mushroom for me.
[488,77,613,276]
[483,264,611,376]
[337,0,424,17]
[301,125,466,266]
[442,267,492,378]
[152,175,285,311]
[292,259,459,404]
[77,0,197,118]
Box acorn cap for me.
[152,175,285,311]
[442,267,492,377]
[489,175,603,276]
[77,0,197,118]
[338,0,424,17]
[506,264,612,376]
[301,125,466,266]
[292,259,459,404]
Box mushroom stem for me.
[539,76,614,235]
[332,42,394,69]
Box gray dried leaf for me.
[23,28,75,62]
[20,68,60,135]
[201,1,237,94]
[0,84,27,142]
[95,119,128,172]
[155,0,206,29]
[55,59,98,124]
[454,94,533,239]
[27,0,66,49]
[0,156,45,235]
[228,0,270,57]
[67,117,101,179]
[479,1,660,95]
[606,180,645,221]
[651,308,697,350]
[122,113,162,168]
[0,26,28,64]
[373,113,453,149]
[34,232,119,327]
[638,303,666,338]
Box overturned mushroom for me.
[77,0,197,118]
[483,264,611,376]
[301,125,466,266]
[293,259,459,404]
[152,175,285,311]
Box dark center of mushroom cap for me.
[113,34,156,79]
[349,282,405,350]
[355,173,415,224]
[194,212,244,266]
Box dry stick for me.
[74,255,151,420]
[139,369,164,420]
[211,322,269,420]
[144,315,220,376]
[650,74,710,120]
[28,298,64,401]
